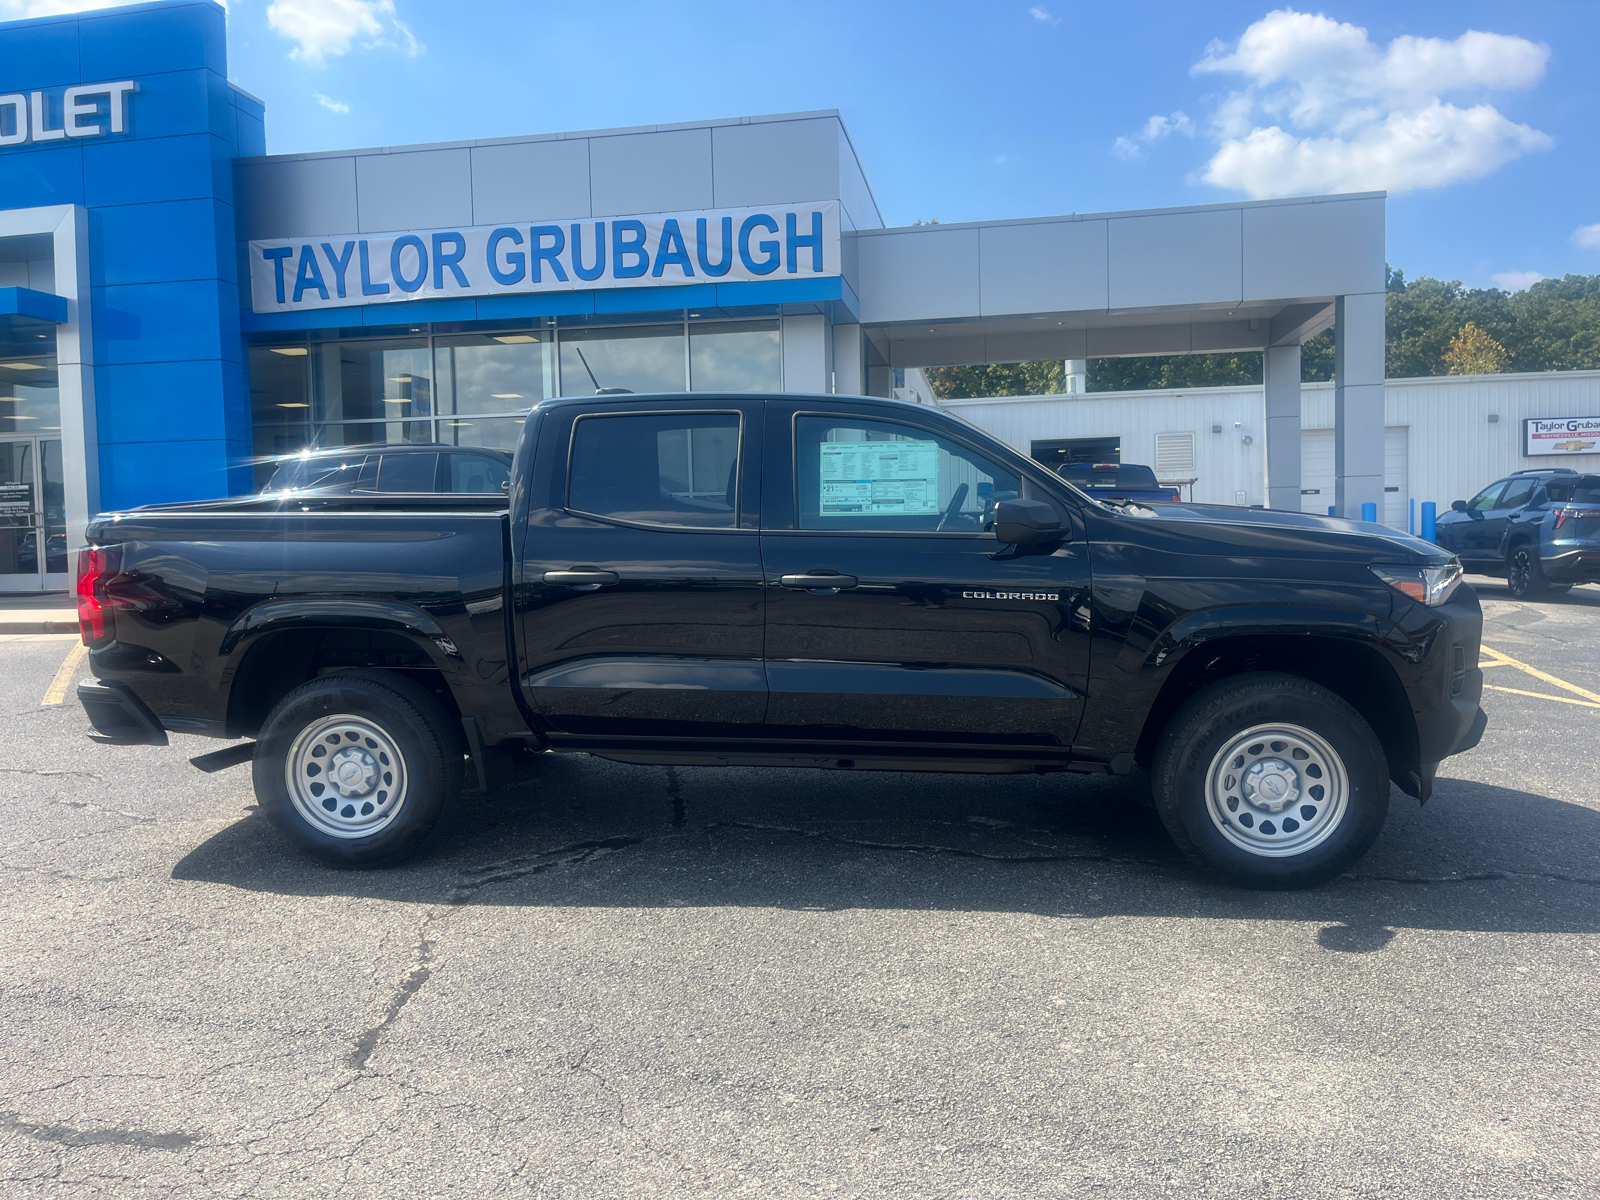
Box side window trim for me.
[563,407,747,533]
[788,407,1018,537]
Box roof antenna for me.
[571,345,633,395]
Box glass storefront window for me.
[317,340,431,424]
[437,416,523,453]
[435,332,554,417]
[316,420,434,449]
[0,332,60,435]
[559,325,685,396]
[689,319,781,392]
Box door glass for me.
[794,414,1020,532]
[1467,481,1505,512]
[0,441,36,576]
[689,320,781,392]
[1496,477,1535,510]
[448,454,511,495]
[39,439,65,574]
[567,411,739,528]
[376,452,439,492]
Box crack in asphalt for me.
[0,768,103,780]
[346,921,438,1072]
[449,836,648,902]
[665,765,685,830]
[1351,869,1600,887]
[0,1110,196,1152]
[701,819,1171,867]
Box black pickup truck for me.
[74,391,1486,888]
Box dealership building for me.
[15,0,1589,597]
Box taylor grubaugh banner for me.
[249,201,842,314]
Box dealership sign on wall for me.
[0,81,137,146]
[1525,417,1600,456]
[248,202,842,314]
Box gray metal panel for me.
[712,119,839,209]
[234,156,359,241]
[979,221,1108,316]
[837,129,882,230]
[1086,324,1194,357]
[1107,209,1242,309]
[855,227,981,324]
[590,128,714,217]
[1243,198,1385,301]
[470,139,592,224]
[887,333,986,368]
[356,148,474,233]
[1192,320,1267,352]
[984,329,1089,362]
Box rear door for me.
[518,399,766,742]
[758,399,1091,755]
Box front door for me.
[517,400,767,744]
[759,401,1091,756]
[0,437,67,593]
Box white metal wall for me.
[941,370,1600,530]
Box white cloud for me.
[1190,10,1551,198]
[1492,270,1544,291]
[1575,224,1600,250]
[314,93,350,115]
[1112,110,1194,160]
[1027,6,1059,24]
[267,0,422,65]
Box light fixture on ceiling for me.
[389,375,416,382]
[492,334,538,344]
[0,361,46,370]
[276,402,310,408]
[491,393,523,399]
[268,347,309,356]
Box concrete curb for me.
[0,617,79,635]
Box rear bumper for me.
[77,679,169,747]
[1542,548,1600,583]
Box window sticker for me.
[819,439,940,515]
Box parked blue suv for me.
[1434,468,1600,599]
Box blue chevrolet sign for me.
[249,201,842,315]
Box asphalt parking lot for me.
[1,579,1597,1198]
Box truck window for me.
[567,411,740,529]
[1466,481,1505,512]
[1496,477,1536,510]
[448,454,511,494]
[794,414,1019,533]
[376,452,439,493]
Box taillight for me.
[77,547,110,645]
[1554,507,1571,530]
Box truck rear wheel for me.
[1151,673,1389,889]
[253,670,462,867]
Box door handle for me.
[543,569,620,590]
[779,572,858,592]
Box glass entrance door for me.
[0,437,66,592]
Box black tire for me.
[1506,544,1550,599]
[1151,673,1389,889]
[253,670,463,867]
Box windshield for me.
[263,454,367,492]
[1060,464,1161,490]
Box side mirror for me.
[1451,500,1468,513]
[993,498,1064,545]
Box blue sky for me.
[27,0,1599,290]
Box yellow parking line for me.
[1484,684,1600,710]
[1479,643,1600,709]
[41,641,88,706]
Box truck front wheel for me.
[1151,673,1389,889]
[253,671,463,867]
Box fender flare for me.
[219,597,464,666]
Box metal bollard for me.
[1328,505,1336,516]
[1409,497,1416,535]
[1361,502,1377,523]
[1421,501,1437,543]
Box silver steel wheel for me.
[1204,722,1349,858]
[285,714,408,840]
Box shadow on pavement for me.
[171,752,1600,941]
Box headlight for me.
[1371,561,1464,607]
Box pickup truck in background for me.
[75,391,1486,889]
[1056,462,1182,504]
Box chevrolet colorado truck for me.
[74,391,1486,888]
